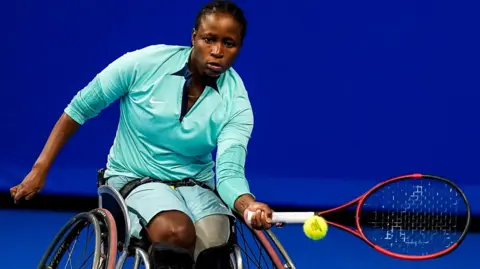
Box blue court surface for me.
[2,209,478,268]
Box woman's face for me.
[190,12,243,78]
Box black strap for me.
[118,177,212,199]
[150,242,194,269]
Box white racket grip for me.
[246,211,316,225]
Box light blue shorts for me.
[106,176,234,239]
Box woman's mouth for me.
[206,62,223,72]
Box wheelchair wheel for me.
[90,208,118,269]
[38,209,117,269]
[234,213,296,269]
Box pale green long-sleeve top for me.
[64,44,254,209]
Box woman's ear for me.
[191,28,196,47]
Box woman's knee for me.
[147,210,196,249]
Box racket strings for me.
[360,178,468,256]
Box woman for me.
[10,1,273,267]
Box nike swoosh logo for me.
[150,97,165,104]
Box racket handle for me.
[246,211,316,225]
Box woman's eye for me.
[224,42,235,48]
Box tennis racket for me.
[247,174,471,260]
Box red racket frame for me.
[316,173,471,260]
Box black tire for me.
[38,212,102,269]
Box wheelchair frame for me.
[97,178,244,269]
[39,169,295,269]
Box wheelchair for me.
[37,169,296,269]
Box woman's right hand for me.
[10,168,47,203]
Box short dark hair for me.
[194,1,247,42]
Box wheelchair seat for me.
[96,168,244,269]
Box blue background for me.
[3,0,480,215]
[4,1,480,268]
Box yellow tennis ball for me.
[303,216,328,240]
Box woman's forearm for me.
[33,112,80,174]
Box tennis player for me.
[10,1,272,268]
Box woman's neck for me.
[187,53,217,91]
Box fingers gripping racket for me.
[247,174,471,260]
